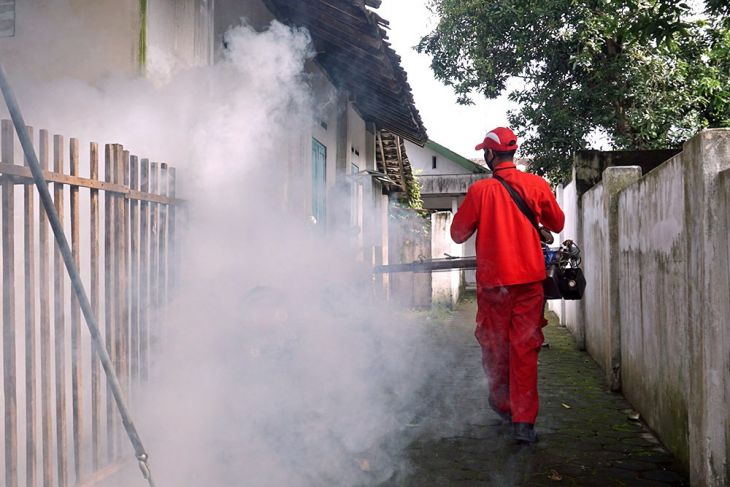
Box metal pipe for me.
[0,64,156,487]
[374,256,477,273]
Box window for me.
[311,138,327,226]
[0,0,15,38]
[432,155,437,169]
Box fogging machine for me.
[374,240,586,300]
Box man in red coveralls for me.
[451,127,564,444]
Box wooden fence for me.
[0,120,178,487]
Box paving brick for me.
[384,299,689,486]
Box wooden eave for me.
[262,0,428,146]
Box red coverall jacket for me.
[450,163,565,287]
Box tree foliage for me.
[418,0,730,182]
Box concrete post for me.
[683,129,730,486]
[602,166,642,391]
[432,211,460,308]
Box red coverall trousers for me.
[475,281,545,424]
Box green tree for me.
[418,0,730,182]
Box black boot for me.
[512,422,538,445]
[488,398,512,424]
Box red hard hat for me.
[475,127,519,152]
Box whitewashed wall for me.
[567,129,730,485]
[579,183,610,378]
[616,154,690,467]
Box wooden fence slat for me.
[139,160,149,382]
[89,142,102,471]
[69,138,83,483]
[38,129,54,487]
[168,167,177,300]
[103,144,115,462]
[53,134,68,487]
[23,126,37,487]
[129,156,140,387]
[3,119,18,487]
[149,163,159,367]
[118,148,130,401]
[158,163,168,343]
[111,144,125,458]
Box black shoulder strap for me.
[493,174,540,231]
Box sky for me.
[377,0,518,159]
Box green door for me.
[312,138,327,225]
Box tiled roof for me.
[262,0,428,145]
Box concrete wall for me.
[431,211,462,307]
[579,182,609,379]
[617,154,690,468]
[565,129,730,485]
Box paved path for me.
[385,295,688,487]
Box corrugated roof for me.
[262,0,428,145]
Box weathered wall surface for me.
[567,129,730,485]
[147,0,215,80]
[718,169,730,486]
[579,182,609,376]
[684,131,730,486]
[617,155,690,467]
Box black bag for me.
[544,261,586,300]
[494,175,585,300]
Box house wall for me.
[308,64,340,226]
[347,104,366,173]
[405,140,473,175]
[146,0,214,80]
[0,0,140,82]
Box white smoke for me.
[3,17,456,487]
